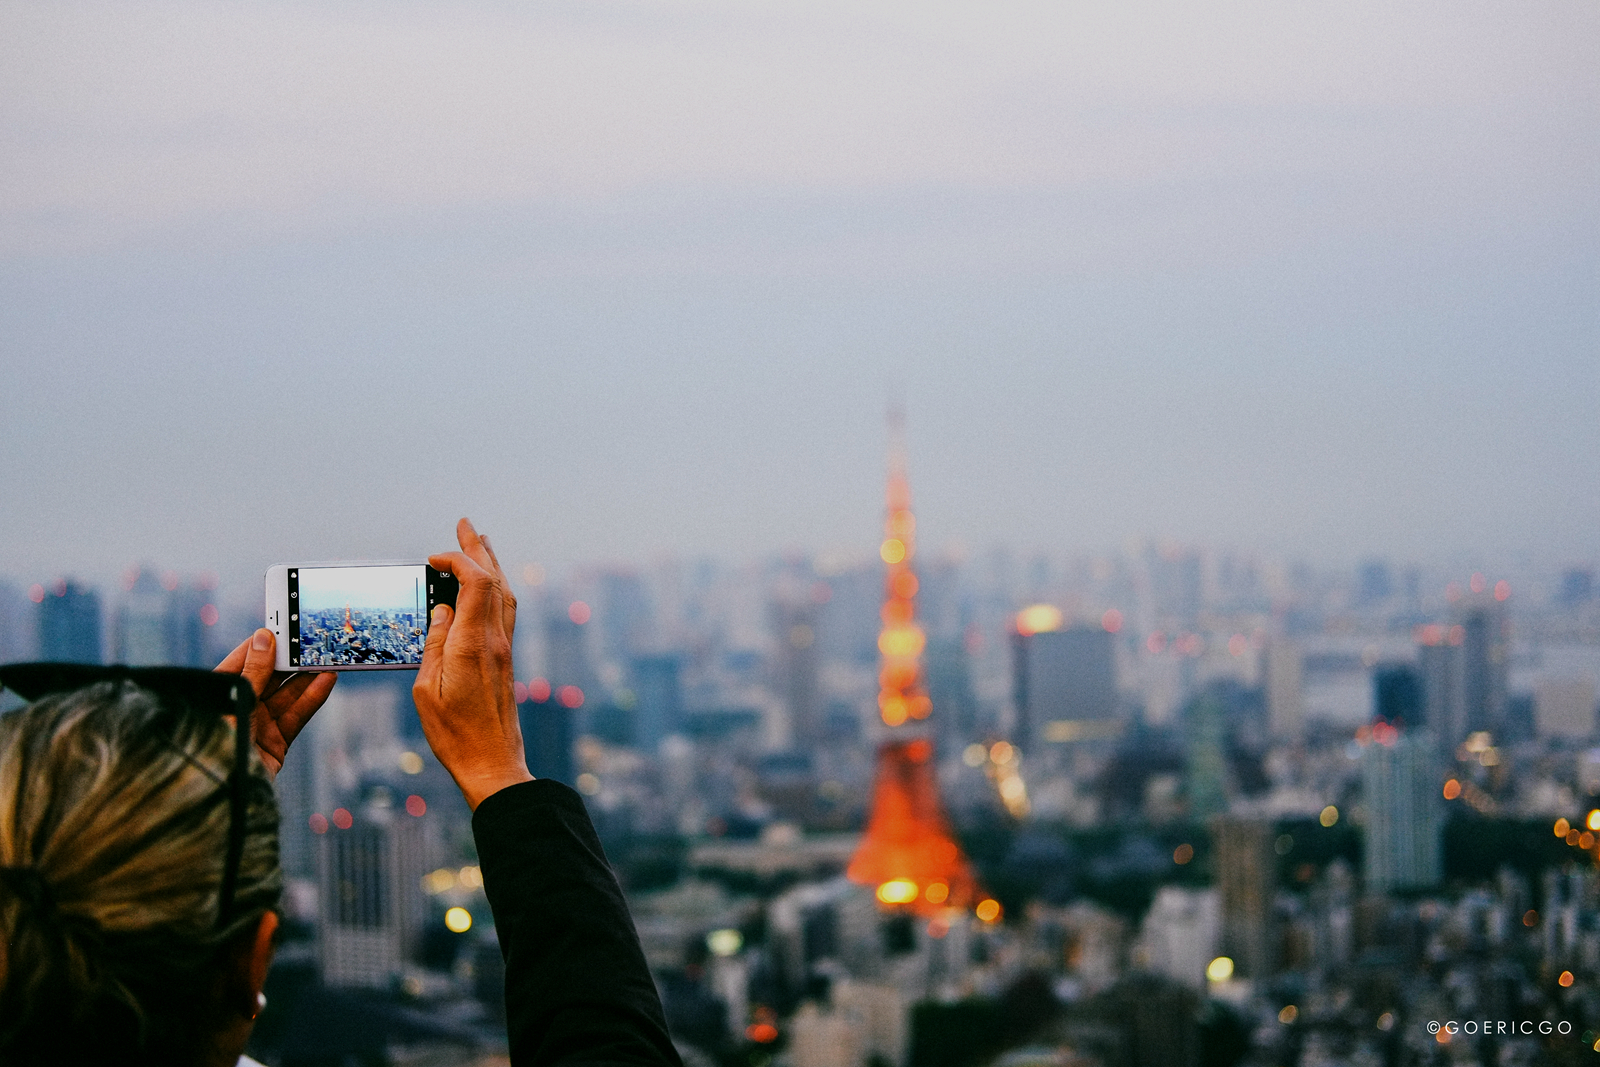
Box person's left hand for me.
[215,628,337,777]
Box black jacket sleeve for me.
[472,779,683,1067]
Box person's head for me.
[0,678,282,1066]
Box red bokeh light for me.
[200,604,219,627]
[309,813,329,834]
[746,1024,779,1044]
[529,678,552,702]
[558,685,585,709]
[405,795,427,817]
[1101,608,1122,633]
[332,808,353,830]
[1494,580,1510,602]
[513,680,529,703]
[27,584,44,604]
[1470,572,1486,594]
[568,601,591,625]
[161,571,180,592]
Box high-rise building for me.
[630,653,684,752]
[522,695,575,787]
[770,598,822,749]
[1183,691,1230,820]
[1458,601,1508,738]
[165,584,214,668]
[1363,732,1442,892]
[1373,663,1423,728]
[598,570,653,663]
[115,569,169,665]
[545,605,597,702]
[1559,568,1594,607]
[1264,639,1303,740]
[1418,636,1462,746]
[38,580,102,664]
[925,636,978,752]
[0,581,36,664]
[317,809,427,988]
[1011,622,1117,752]
[1212,817,1275,978]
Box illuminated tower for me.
[343,602,355,634]
[847,413,996,921]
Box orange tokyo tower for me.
[846,412,999,923]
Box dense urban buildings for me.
[2,539,1598,1066]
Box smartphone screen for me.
[286,564,453,668]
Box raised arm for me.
[412,518,681,1067]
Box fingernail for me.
[252,629,272,651]
[432,605,449,624]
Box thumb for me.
[240,628,277,698]
[416,604,454,695]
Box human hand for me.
[215,629,337,777]
[413,518,533,810]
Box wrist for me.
[456,766,536,811]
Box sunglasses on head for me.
[0,663,257,928]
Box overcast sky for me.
[1,0,1596,593]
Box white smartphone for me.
[264,561,459,672]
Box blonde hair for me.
[0,681,282,1064]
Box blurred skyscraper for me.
[546,605,597,702]
[522,695,575,787]
[925,636,978,751]
[38,580,102,664]
[1559,568,1594,607]
[1362,733,1442,893]
[1457,600,1508,738]
[598,570,652,663]
[630,653,684,752]
[1373,663,1423,728]
[1264,639,1303,741]
[115,569,168,665]
[317,810,427,988]
[770,599,821,749]
[1183,691,1229,820]
[1213,817,1275,978]
[1011,622,1117,752]
[0,582,35,663]
[1418,633,1462,746]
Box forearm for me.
[472,780,681,1067]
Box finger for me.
[214,635,252,674]
[415,603,454,701]
[478,533,518,639]
[429,550,494,634]
[454,519,506,636]
[239,629,278,698]
[273,671,336,748]
[456,517,496,575]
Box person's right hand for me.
[413,518,534,810]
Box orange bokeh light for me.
[975,899,1002,923]
[1443,779,1461,800]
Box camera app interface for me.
[289,565,427,667]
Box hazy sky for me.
[2,0,1596,593]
